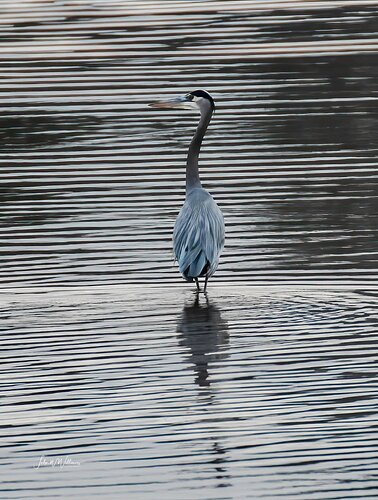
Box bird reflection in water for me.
[177,293,231,487]
[177,292,229,387]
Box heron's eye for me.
[186,94,194,101]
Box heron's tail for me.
[182,251,209,280]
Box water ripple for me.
[1,2,378,498]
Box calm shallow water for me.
[1,0,378,285]
[1,285,378,499]
[1,1,378,498]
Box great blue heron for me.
[150,90,224,292]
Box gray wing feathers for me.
[173,189,224,279]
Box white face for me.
[184,93,201,109]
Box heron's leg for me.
[195,278,200,291]
[204,276,209,292]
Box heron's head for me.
[149,89,215,113]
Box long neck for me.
[186,105,212,192]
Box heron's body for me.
[150,89,224,291]
[173,187,224,283]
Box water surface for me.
[1,1,378,498]
[1,285,378,499]
[1,0,378,286]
